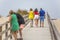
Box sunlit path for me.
[0,14,60,40]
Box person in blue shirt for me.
[39,8,45,27]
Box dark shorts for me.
[18,19,25,26]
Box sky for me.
[0,0,60,18]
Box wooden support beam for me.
[0,26,2,40]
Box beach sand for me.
[53,19,60,33]
[0,17,8,24]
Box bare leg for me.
[31,19,33,27]
[41,22,44,27]
[19,24,24,40]
[30,20,32,27]
[19,28,23,38]
[35,19,37,26]
[36,19,38,27]
[32,19,33,26]
[12,31,17,40]
[40,20,41,27]
[35,19,38,27]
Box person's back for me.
[14,13,25,39]
[11,14,17,23]
[14,13,25,27]
[39,9,45,16]
[11,13,19,31]
[28,8,34,27]
[15,13,23,20]
[34,8,39,15]
[29,11,34,20]
[34,11,39,15]
[34,8,39,27]
[15,13,25,22]
[39,8,45,27]
[9,10,19,40]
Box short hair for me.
[9,10,14,15]
[30,8,33,11]
[40,8,42,10]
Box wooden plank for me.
[22,28,51,40]
[0,27,10,36]
[5,24,8,40]
[0,26,2,40]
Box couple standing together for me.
[28,8,45,27]
[9,10,25,40]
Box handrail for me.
[51,20,60,40]
[0,15,29,40]
[47,13,60,40]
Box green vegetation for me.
[7,9,28,17]
[17,9,28,16]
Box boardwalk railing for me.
[0,15,29,40]
[47,13,60,40]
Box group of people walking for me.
[8,8,45,40]
[28,8,45,27]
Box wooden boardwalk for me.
[0,14,60,40]
[21,17,52,40]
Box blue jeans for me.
[40,16,44,22]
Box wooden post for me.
[5,24,8,40]
[10,23,12,39]
[0,26,2,40]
